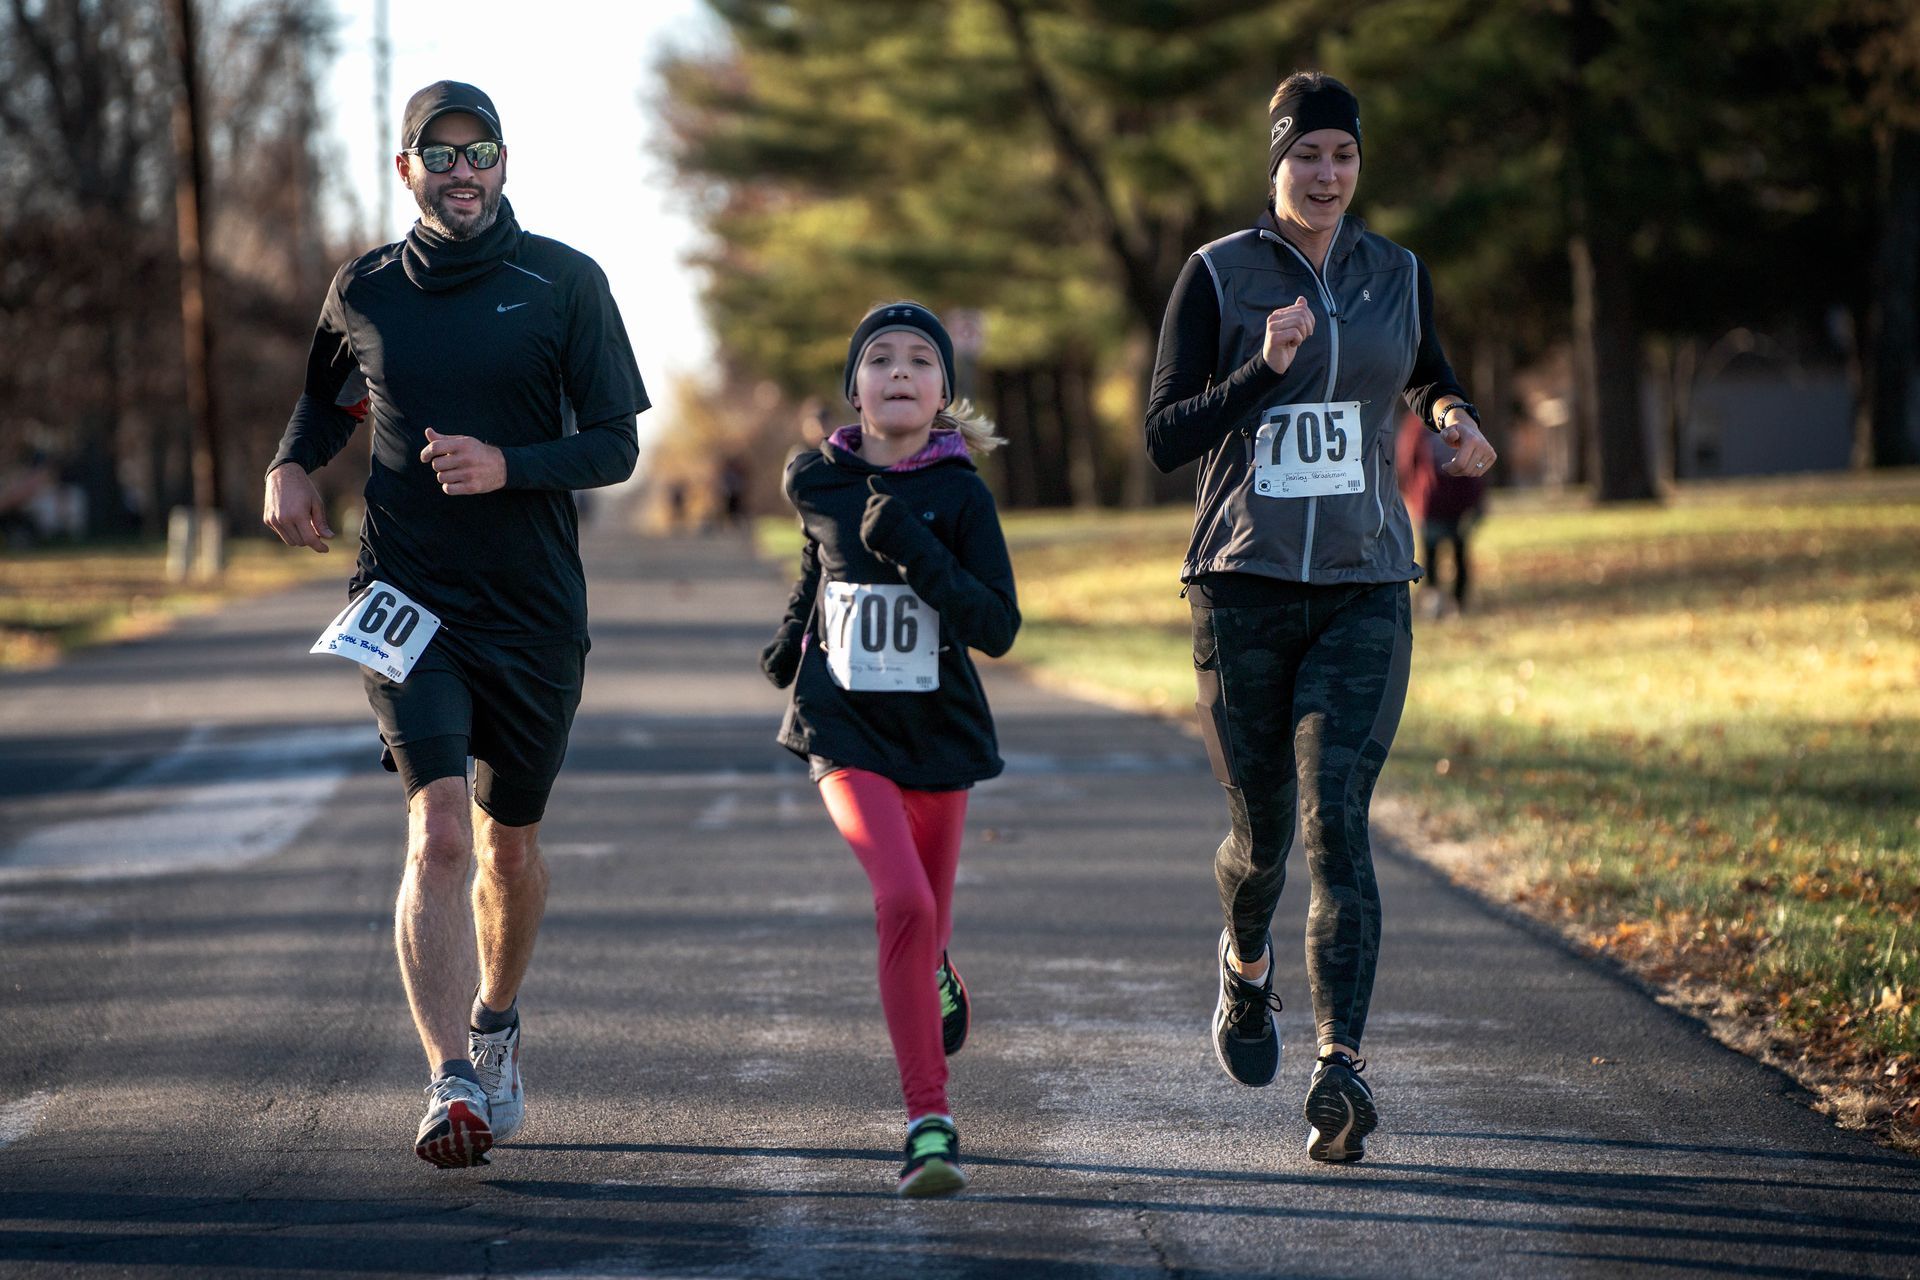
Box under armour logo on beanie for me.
[1269,81,1362,177]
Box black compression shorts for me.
[363,629,587,827]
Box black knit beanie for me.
[843,302,956,406]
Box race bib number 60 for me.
[310,580,441,683]
[823,582,939,692]
[1253,400,1366,499]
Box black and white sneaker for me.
[1211,928,1281,1086]
[937,952,970,1056]
[897,1117,967,1197]
[1304,1051,1378,1163]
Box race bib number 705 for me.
[310,580,441,683]
[1253,400,1366,499]
[823,582,939,692]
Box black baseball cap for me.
[400,81,503,150]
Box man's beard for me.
[411,178,501,240]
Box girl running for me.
[761,301,1019,1197]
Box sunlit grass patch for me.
[0,541,340,668]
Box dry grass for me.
[0,541,339,668]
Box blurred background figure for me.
[1396,411,1488,619]
[715,452,750,530]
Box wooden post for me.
[166,0,224,576]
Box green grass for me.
[759,473,1920,1098]
[0,541,339,668]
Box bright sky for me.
[319,0,723,458]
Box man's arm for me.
[264,272,361,551]
[502,258,648,491]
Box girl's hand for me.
[1260,296,1316,377]
[760,634,802,688]
[859,476,911,554]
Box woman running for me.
[761,301,1019,1196]
[1144,72,1496,1162]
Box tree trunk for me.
[1056,352,1103,508]
[1863,125,1920,468]
[990,369,1036,509]
[1569,229,1655,501]
[1565,0,1656,503]
[1471,332,1514,486]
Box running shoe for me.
[470,1020,525,1144]
[1211,928,1281,1086]
[897,1117,968,1198]
[415,1073,493,1168]
[1304,1051,1378,1163]
[937,952,970,1055]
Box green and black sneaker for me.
[937,952,970,1055]
[897,1116,968,1198]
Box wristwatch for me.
[1436,400,1479,432]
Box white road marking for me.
[544,842,620,859]
[692,793,740,831]
[0,725,367,883]
[0,1092,51,1150]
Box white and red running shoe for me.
[414,1074,493,1168]
[469,1022,525,1144]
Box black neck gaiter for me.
[402,196,520,293]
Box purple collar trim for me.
[828,426,969,472]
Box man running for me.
[262,81,647,1167]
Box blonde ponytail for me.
[936,398,1006,455]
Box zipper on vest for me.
[1262,223,1343,581]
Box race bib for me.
[311,580,442,683]
[823,582,939,692]
[1253,400,1366,499]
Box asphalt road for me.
[1,529,1915,1279]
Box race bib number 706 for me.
[310,580,441,683]
[823,582,939,692]
[1253,400,1366,499]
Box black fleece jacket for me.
[766,435,1019,789]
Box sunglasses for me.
[404,140,502,174]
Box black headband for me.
[1268,83,1362,176]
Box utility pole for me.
[375,0,392,237]
[166,0,225,579]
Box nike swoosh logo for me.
[496,302,529,313]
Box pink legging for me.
[818,767,968,1120]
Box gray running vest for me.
[1184,216,1422,585]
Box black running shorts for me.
[363,629,587,827]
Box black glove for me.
[859,475,919,558]
[760,633,802,688]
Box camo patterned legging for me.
[1191,580,1412,1052]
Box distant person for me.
[717,453,749,529]
[760,302,1019,1197]
[1144,71,1495,1162]
[0,448,54,545]
[665,479,690,532]
[1397,411,1489,617]
[261,81,647,1168]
